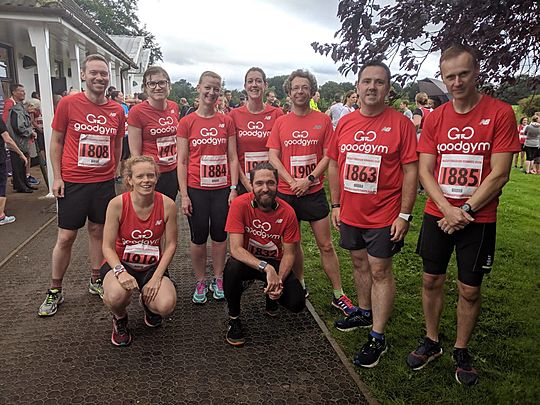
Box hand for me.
[20,154,28,167]
[331,207,341,231]
[53,178,65,198]
[142,274,162,303]
[293,178,311,197]
[437,217,466,234]
[390,217,410,242]
[228,189,238,206]
[263,265,282,295]
[441,206,474,229]
[117,271,138,291]
[181,195,192,216]
[268,289,283,300]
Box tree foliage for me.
[169,79,196,104]
[495,75,537,105]
[266,75,288,100]
[518,95,540,117]
[74,0,162,64]
[312,0,539,86]
[319,81,355,101]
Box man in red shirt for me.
[327,61,418,368]
[38,54,125,317]
[406,45,520,386]
[223,162,305,346]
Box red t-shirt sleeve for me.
[266,120,282,150]
[225,115,236,138]
[282,206,300,243]
[51,97,70,132]
[400,117,418,164]
[492,104,520,153]
[117,111,126,139]
[225,198,245,233]
[323,116,333,149]
[127,104,142,128]
[177,116,190,139]
[417,112,437,154]
[326,130,339,161]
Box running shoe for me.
[334,309,373,332]
[88,278,104,299]
[353,334,388,368]
[453,348,479,386]
[406,336,443,370]
[192,280,208,304]
[304,285,309,298]
[38,289,64,317]
[139,295,163,328]
[209,277,225,300]
[265,298,279,317]
[226,318,245,346]
[331,294,358,316]
[27,175,40,185]
[0,215,16,225]
[111,315,132,347]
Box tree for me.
[495,75,536,105]
[267,75,288,100]
[169,79,196,104]
[74,0,162,63]
[518,95,540,117]
[312,0,539,86]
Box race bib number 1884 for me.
[438,154,483,199]
[200,154,227,187]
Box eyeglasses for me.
[146,80,169,89]
[291,85,311,93]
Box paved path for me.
[0,210,371,404]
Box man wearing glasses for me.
[38,54,125,317]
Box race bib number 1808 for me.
[78,134,111,167]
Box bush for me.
[518,95,540,117]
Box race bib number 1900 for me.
[343,152,381,194]
[200,154,227,187]
[78,134,111,167]
[438,154,483,199]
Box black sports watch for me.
[307,174,316,183]
[460,203,475,217]
[258,261,268,272]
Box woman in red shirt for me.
[514,116,528,169]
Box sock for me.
[359,307,372,317]
[51,279,63,290]
[299,279,306,289]
[0,214,5,220]
[91,268,101,283]
[370,330,385,341]
[333,289,344,299]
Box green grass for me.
[302,168,540,404]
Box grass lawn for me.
[302,168,540,404]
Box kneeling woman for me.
[101,155,177,346]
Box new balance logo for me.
[265,116,272,120]
[479,119,491,126]
[381,127,391,132]
[314,125,322,129]
[219,123,225,128]
[155,220,163,225]
[275,219,283,224]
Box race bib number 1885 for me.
[438,154,483,199]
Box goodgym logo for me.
[248,121,264,130]
[292,130,309,138]
[354,130,377,142]
[86,114,107,124]
[131,229,153,239]
[252,219,271,231]
[447,127,474,140]
[200,127,218,137]
[158,116,174,126]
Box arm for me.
[277,242,296,283]
[268,147,296,189]
[1,130,27,166]
[390,161,418,242]
[328,158,341,230]
[114,134,122,173]
[418,153,473,231]
[413,113,422,130]
[177,137,191,216]
[227,135,239,203]
[127,125,143,156]
[102,197,138,291]
[50,129,66,197]
[238,167,252,193]
[294,151,330,197]
[143,197,178,302]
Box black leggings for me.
[187,186,229,244]
[223,257,305,317]
[10,151,27,191]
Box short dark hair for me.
[143,66,171,87]
[31,91,39,99]
[358,61,391,84]
[440,44,479,69]
[250,162,278,183]
[283,69,318,97]
[333,93,342,102]
[110,90,121,101]
[81,54,108,71]
[244,67,267,84]
[9,83,23,95]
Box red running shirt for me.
[417,95,520,223]
[52,92,125,183]
[327,108,418,228]
[225,192,300,261]
[177,113,235,189]
[128,100,179,173]
[116,192,165,271]
[229,105,283,180]
[2,98,15,123]
[266,110,332,195]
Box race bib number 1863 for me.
[343,152,381,194]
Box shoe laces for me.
[115,317,128,334]
[45,290,59,304]
[215,277,223,291]
[196,281,206,294]
[229,318,241,332]
[454,349,473,370]
[338,295,354,308]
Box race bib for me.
[200,154,227,187]
[343,152,381,194]
[438,154,483,199]
[248,239,278,259]
[78,134,111,167]
[290,154,319,184]
[156,136,177,165]
[244,151,269,179]
[122,243,160,271]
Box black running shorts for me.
[339,222,403,258]
[277,188,330,222]
[100,262,170,290]
[187,186,229,244]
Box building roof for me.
[0,0,138,69]
[110,35,144,63]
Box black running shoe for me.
[226,318,245,347]
[406,336,443,370]
[139,295,162,328]
[453,348,479,386]
[353,334,387,368]
[334,309,373,331]
[265,297,279,317]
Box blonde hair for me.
[415,92,429,106]
[198,71,221,84]
[122,156,160,189]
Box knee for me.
[288,297,305,313]
[87,222,104,238]
[459,284,481,304]
[371,266,393,283]
[103,287,131,308]
[56,231,76,249]
[423,274,445,291]
[154,295,176,317]
[317,240,335,255]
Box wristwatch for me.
[460,203,475,217]
[258,261,268,272]
[230,185,237,191]
[113,264,126,278]
[398,213,413,222]
[307,174,316,183]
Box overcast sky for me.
[138,0,439,90]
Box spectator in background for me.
[327,93,344,129]
[238,95,247,107]
[53,94,63,111]
[400,100,413,120]
[523,115,540,174]
[185,98,198,116]
[179,98,190,118]
[515,116,528,169]
[106,86,116,99]
[224,90,238,109]
[111,90,130,179]
[413,92,432,139]
[310,91,321,111]
[266,91,278,107]
[338,90,358,121]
